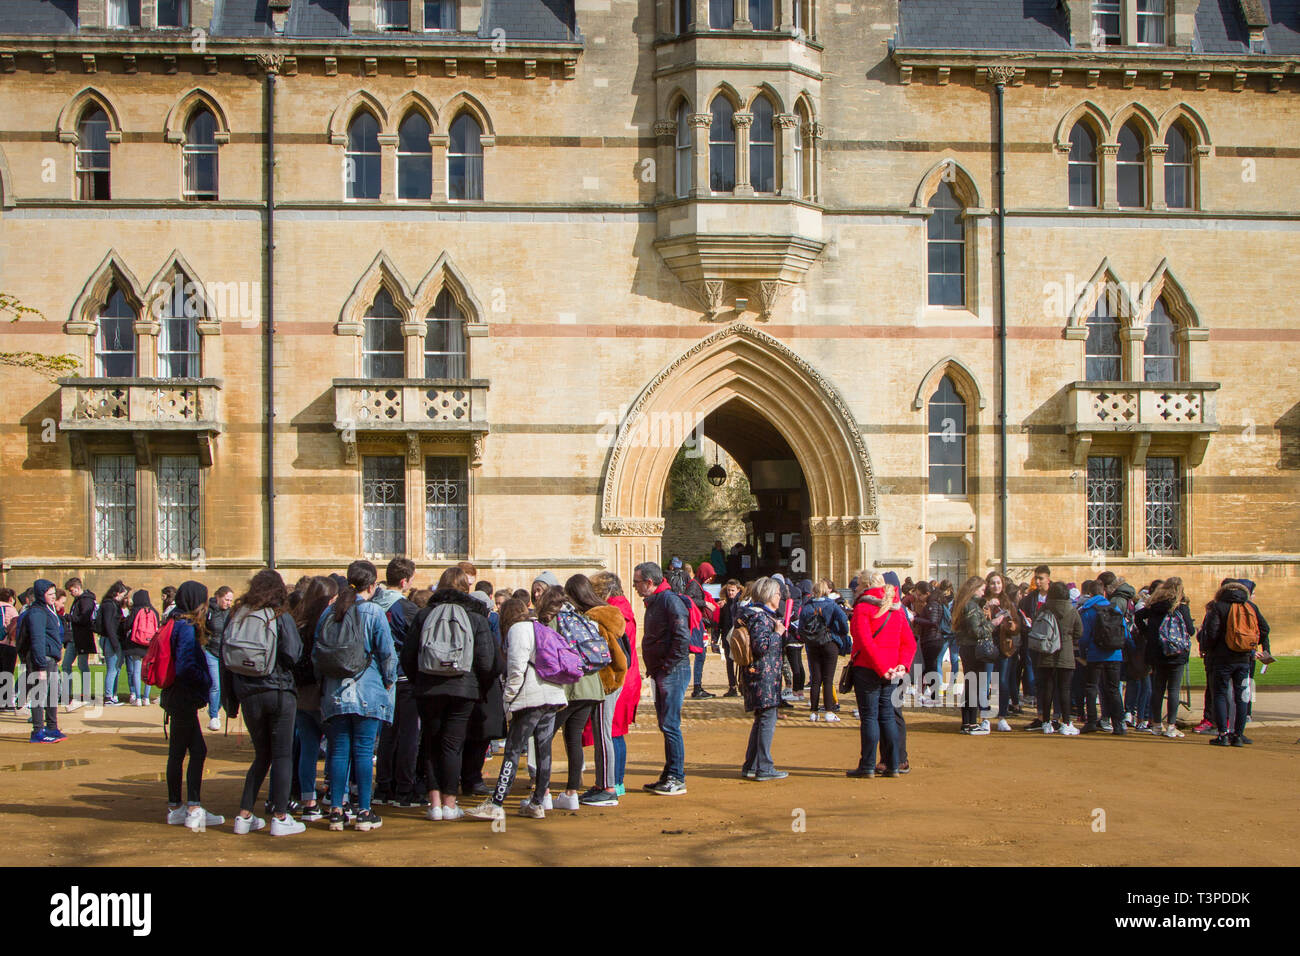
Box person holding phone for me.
[953,576,1005,735]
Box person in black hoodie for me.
[62,578,97,708]
[18,579,66,742]
[1198,579,1269,747]
[1134,577,1194,737]
[95,582,129,706]
[290,576,336,822]
[400,566,499,821]
[372,558,422,806]
[161,581,225,830]
[224,569,305,836]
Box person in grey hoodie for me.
[18,579,66,742]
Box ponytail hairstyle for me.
[333,560,378,624]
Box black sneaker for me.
[845,767,875,779]
[1080,722,1100,734]
[1232,734,1253,747]
[327,808,346,831]
[354,809,383,832]
[722,688,740,698]
[1025,719,1044,731]
[578,787,619,806]
[690,688,715,700]
[372,790,394,806]
[649,778,687,796]
[342,802,358,822]
[301,805,324,822]
[1210,734,1231,747]
[778,699,795,709]
[641,778,668,792]
[393,793,419,808]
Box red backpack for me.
[130,607,158,647]
[142,619,176,689]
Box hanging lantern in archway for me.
[707,444,727,487]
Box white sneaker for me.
[979,719,990,733]
[996,718,1012,732]
[822,712,841,723]
[539,792,553,810]
[808,712,819,722]
[440,806,464,821]
[208,717,221,732]
[232,814,266,834]
[1059,723,1080,737]
[466,800,504,821]
[1164,725,1183,738]
[166,806,188,825]
[518,800,545,819]
[186,807,224,830]
[1124,712,1136,727]
[940,681,950,693]
[67,700,84,712]
[852,709,860,719]
[1042,721,1056,735]
[426,805,444,821]
[553,792,580,811]
[270,814,305,836]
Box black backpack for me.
[801,603,831,646]
[69,593,95,628]
[1094,604,1128,652]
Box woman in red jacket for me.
[846,572,916,778]
[591,571,640,798]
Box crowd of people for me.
[0,554,1275,833]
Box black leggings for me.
[805,642,839,711]
[416,695,475,795]
[239,690,297,815]
[785,645,805,693]
[557,700,597,792]
[721,639,736,690]
[167,707,207,805]
[1036,667,1074,724]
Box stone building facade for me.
[1,0,1298,627]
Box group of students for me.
[1,556,1276,831]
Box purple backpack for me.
[531,622,584,685]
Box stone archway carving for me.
[599,321,879,584]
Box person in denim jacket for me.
[316,560,397,832]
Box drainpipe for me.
[264,68,278,569]
[994,70,1008,577]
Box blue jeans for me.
[125,657,143,700]
[325,714,381,811]
[612,734,627,786]
[1019,644,1036,699]
[1211,659,1250,738]
[939,637,960,681]
[103,647,122,701]
[1123,673,1151,722]
[295,709,325,802]
[653,658,690,782]
[743,705,778,775]
[692,649,706,689]
[60,644,89,700]
[997,655,1019,717]
[852,666,900,772]
[203,649,221,720]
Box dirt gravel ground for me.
[1,693,1297,867]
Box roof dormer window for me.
[106,0,140,29]
[377,0,411,31]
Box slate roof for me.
[896,0,1071,51]
[896,0,1300,54]
[0,0,580,41]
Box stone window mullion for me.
[1099,142,1119,210]
[776,113,798,197]
[430,133,448,198]
[689,112,711,198]
[1147,143,1168,211]
[377,132,398,202]
[733,111,753,195]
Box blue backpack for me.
[554,608,611,675]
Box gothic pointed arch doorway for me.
[599,322,880,588]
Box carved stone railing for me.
[58,378,223,465]
[333,379,490,466]
[1065,381,1219,466]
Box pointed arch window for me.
[76,107,111,201]
[95,285,137,378]
[927,182,965,307]
[927,375,967,496]
[709,97,736,193]
[792,108,805,199]
[675,102,692,198]
[425,289,467,378]
[363,289,404,379]
[448,113,483,201]
[749,96,775,194]
[158,270,202,378]
[1068,122,1098,208]
[398,111,433,201]
[1143,298,1180,382]
[1164,123,1193,210]
[1085,293,1122,381]
[346,111,382,201]
[1117,122,1146,208]
[183,107,219,201]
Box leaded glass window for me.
[425,289,466,378]
[1145,457,1181,554]
[749,96,775,194]
[448,114,483,201]
[76,107,111,201]
[157,455,200,559]
[183,108,218,201]
[1068,122,1098,208]
[363,289,404,379]
[1143,298,1180,382]
[346,111,381,201]
[1086,456,1124,554]
[158,270,201,378]
[1164,124,1192,210]
[425,456,468,557]
[363,456,406,557]
[95,286,136,377]
[1085,294,1121,381]
[398,111,433,201]
[709,98,735,192]
[94,455,136,558]
[1117,122,1146,208]
[928,375,967,495]
[927,182,965,307]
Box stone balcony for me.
[1064,381,1220,466]
[332,379,490,466]
[58,378,222,465]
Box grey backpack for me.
[417,601,475,676]
[222,607,278,677]
[1026,609,1062,656]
